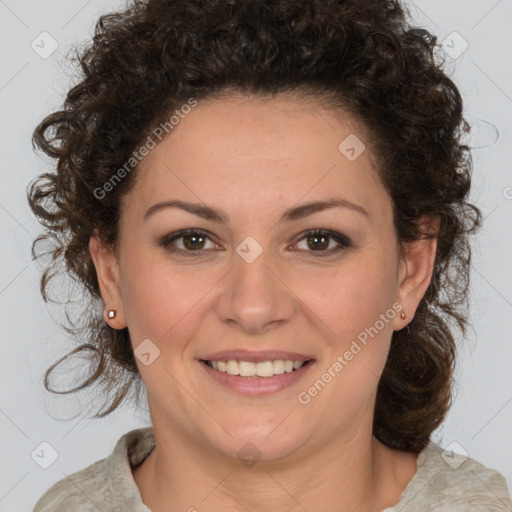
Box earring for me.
[400,311,406,320]
[107,309,117,319]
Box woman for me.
[29,0,511,510]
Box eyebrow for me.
[144,197,369,224]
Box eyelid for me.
[290,229,352,256]
[159,228,221,255]
[159,228,352,257]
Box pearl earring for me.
[107,309,117,319]
[400,311,406,319]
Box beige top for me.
[32,426,512,511]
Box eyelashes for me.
[158,228,353,258]
[159,229,220,256]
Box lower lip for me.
[199,360,315,396]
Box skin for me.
[90,92,439,512]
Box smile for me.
[200,358,315,395]
[203,359,309,378]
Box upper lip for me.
[201,349,314,363]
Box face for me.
[91,93,436,462]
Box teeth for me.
[226,360,240,375]
[255,361,274,377]
[273,360,285,374]
[206,359,308,378]
[239,361,256,377]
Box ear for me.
[393,214,440,331]
[89,234,127,329]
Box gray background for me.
[0,0,511,509]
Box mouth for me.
[201,358,314,378]
[198,352,316,396]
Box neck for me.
[132,421,418,512]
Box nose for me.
[214,247,296,335]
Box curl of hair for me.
[28,0,481,451]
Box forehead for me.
[125,93,391,223]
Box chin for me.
[206,420,310,465]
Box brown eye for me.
[306,232,330,251]
[159,228,351,258]
[182,232,207,250]
[294,229,352,256]
[159,229,218,255]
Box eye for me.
[159,229,220,256]
[292,229,352,257]
[159,228,352,258]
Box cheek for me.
[295,256,399,342]
[294,263,398,430]
[291,255,399,409]
[119,250,212,345]
[119,238,399,358]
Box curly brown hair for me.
[28,0,481,452]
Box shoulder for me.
[395,441,512,511]
[32,427,155,512]
[32,457,110,512]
